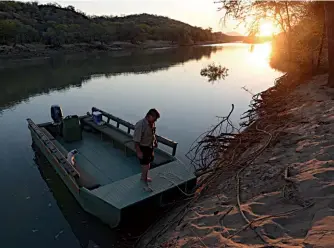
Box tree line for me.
[0,1,238,47]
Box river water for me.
[0,43,282,248]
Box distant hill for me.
[0,1,241,49]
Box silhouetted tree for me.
[325,1,334,87]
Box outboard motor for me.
[51,105,63,124]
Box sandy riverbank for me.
[137,73,334,248]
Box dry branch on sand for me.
[186,73,303,177]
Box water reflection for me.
[0,43,283,248]
[0,46,223,111]
[247,42,272,67]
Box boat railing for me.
[92,107,178,156]
[27,118,80,192]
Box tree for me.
[42,27,64,47]
[217,0,307,70]
[325,1,334,87]
[66,5,75,11]
[0,19,17,44]
[16,23,39,43]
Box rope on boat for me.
[153,155,197,197]
[157,172,195,197]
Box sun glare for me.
[259,22,274,36]
[248,42,272,68]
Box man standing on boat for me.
[133,108,160,183]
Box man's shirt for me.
[133,118,156,147]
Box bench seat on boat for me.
[81,116,175,166]
[82,117,133,145]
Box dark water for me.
[0,43,282,248]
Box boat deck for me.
[91,160,196,209]
[57,131,141,186]
[56,130,196,209]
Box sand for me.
[138,73,334,248]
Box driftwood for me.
[186,72,308,176]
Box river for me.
[0,43,282,248]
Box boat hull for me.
[29,127,122,228]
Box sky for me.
[21,0,246,33]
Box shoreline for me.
[137,72,334,247]
[0,41,203,70]
[0,40,227,59]
[0,40,267,70]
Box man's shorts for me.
[139,146,154,165]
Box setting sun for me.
[259,22,275,36]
